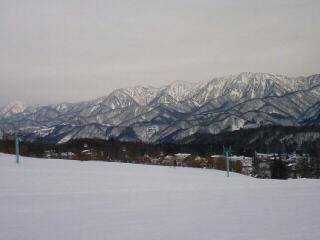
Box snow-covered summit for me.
[121,86,160,106]
[160,81,199,102]
[0,101,27,117]
[190,72,312,105]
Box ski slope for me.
[0,153,320,240]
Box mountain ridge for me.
[1,72,320,144]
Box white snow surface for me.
[1,153,320,240]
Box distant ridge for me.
[0,72,320,144]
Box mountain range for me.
[1,72,320,144]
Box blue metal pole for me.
[224,146,230,177]
[226,150,230,177]
[15,131,19,164]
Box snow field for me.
[0,153,320,240]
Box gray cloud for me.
[1,0,319,106]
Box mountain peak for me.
[161,80,198,102]
[0,101,27,117]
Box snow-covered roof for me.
[211,155,224,158]
[174,153,191,158]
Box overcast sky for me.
[1,0,319,106]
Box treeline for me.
[0,138,231,159]
[180,125,320,154]
[1,128,320,179]
[2,125,320,157]
[252,152,320,179]
[1,131,320,160]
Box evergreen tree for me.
[271,154,288,179]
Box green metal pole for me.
[15,131,19,164]
[224,146,230,177]
[226,150,230,177]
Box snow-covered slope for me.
[160,81,201,102]
[0,101,27,117]
[0,72,320,143]
[0,153,320,240]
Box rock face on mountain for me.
[1,72,320,144]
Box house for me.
[255,153,273,178]
[44,150,59,159]
[174,153,192,166]
[79,149,99,160]
[162,155,175,166]
[60,152,75,159]
[230,155,253,175]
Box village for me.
[1,131,319,179]
[42,144,320,179]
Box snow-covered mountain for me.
[1,72,320,143]
[0,101,27,118]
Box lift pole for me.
[15,131,20,164]
[223,146,231,177]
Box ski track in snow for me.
[0,153,320,240]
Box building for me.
[254,153,274,178]
[174,153,192,166]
